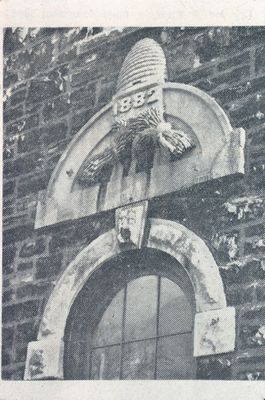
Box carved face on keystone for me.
[119,227,131,243]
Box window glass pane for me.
[159,278,192,335]
[90,345,121,379]
[122,339,156,380]
[92,289,124,347]
[124,276,158,341]
[156,334,195,379]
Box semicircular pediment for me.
[35,38,245,228]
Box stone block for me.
[196,355,232,380]
[217,51,250,71]
[257,283,265,302]
[71,109,94,136]
[42,96,70,122]
[4,70,18,87]
[16,283,51,300]
[43,122,68,146]
[6,114,39,136]
[255,45,265,74]
[3,180,15,197]
[242,306,265,321]
[2,327,15,347]
[18,172,51,198]
[239,324,265,349]
[36,254,62,279]
[10,89,27,107]
[24,336,64,380]
[19,238,46,258]
[18,261,33,272]
[3,289,14,303]
[226,285,254,306]
[20,300,40,320]
[16,321,38,343]
[2,349,12,366]
[194,307,236,356]
[17,130,41,154]
[27,80,60,103]
[14,346,28,363]
[4,105,24,124]
[2,303,23,323]
[3,245,16,266]
[70,83,96,111]
[3,224,33,245]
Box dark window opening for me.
[64,249,196,380]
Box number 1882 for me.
[113,87,159,115]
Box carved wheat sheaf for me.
[77,108,195,186]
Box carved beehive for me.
[116,38,167,95]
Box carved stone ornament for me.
[115,201,148,248]
[35,38,246,228]
[77,108,195,185]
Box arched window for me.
[64,249,196,380]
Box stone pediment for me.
[35,38,245,228]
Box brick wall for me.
[3,27,265,380]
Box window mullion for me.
[154,275,161,380]
[119,285,127,379]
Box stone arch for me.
[24,218,235,380]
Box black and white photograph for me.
[1,2,265,396]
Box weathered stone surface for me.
[197,355,232,380]
[14,346,28,363]
[3,224,33,245]
[16,283,51,299]
[19,238,46,258]
[42,96,70,122]
[3,245,16,267]
[147,219,227,312]
[16,321,38,343]
[3,180,15,197]
[10,89,27,107]
[3,289,14,303]
[240,324,265,349]
[4,105,24,124]
[18,130,41,154]
[36,255,63,279]
[2,327,15,347]
[220,258,265,286]
[218,51,250,71]
[6,114,39,136]
[194,307,236,356]
[27,80,61,103]
[2,303,23,323]
[2,349,12,366]
[255,45,265,74]
[226,285,254,306]
[71,109,94,136]
[20,300,40,321]
[42,122,68,146]
[18,172,51,198]
[18,261,33,272]
[242,306,265,321]
[24,336,64,380]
